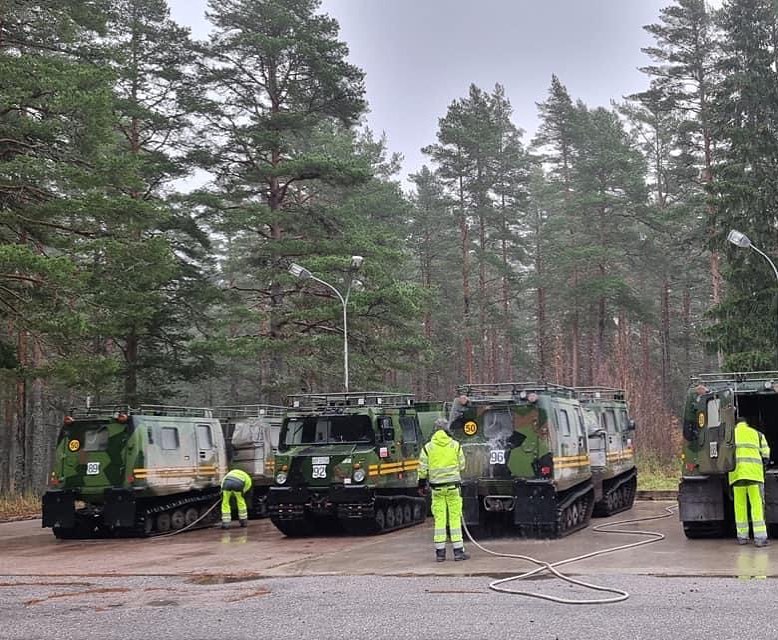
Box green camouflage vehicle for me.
[679,372,778,538]
[576,387,637,516]
[214,404,285,517]
[449,382,636,538]
[268,392,444,537]
[42,405,226,538]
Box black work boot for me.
[221,522,230,530]
[435,549,446,562]
[453,548,470,561]
[239,519,248,528]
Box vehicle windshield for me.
[483,408,514,440]
[279,415,374,450]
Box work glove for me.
[418,478,429,496]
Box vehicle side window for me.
[400,417,418,443]
[605,410,618,434]
[197,424,214,449]
[559,409,571,436]
[707,398,720,427]
[576,408,586,437]
[161,427,180,450]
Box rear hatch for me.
[59,419,129,497]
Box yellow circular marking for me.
[68,439,81,452]
[697,412,705,428]
[463,421,478,436]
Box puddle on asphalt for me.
[187,574,263,585]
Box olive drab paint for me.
[448,383,637,538]
[42,406,227,538]
[267,392,445,537]
[679,372,778,539]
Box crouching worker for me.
[221,468,252,529]
[419,416,469,562]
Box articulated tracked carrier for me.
[449,382,636,538]
[679,371,778,538]
[268,391,444,536]
[42,405,226,538]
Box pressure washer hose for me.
[151,499,221,539]
[462,504,677,604]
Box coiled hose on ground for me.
[462,504,677,604]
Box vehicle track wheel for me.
[403,503,413,524]
[156,512,171,533]
[170,509,186,530]
[412,502,423,522]
[184,507,199,526]
[375,508,386,531]
[394,505,404,527]
[143,516,154,535]
[385,506,396,528]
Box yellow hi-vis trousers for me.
[733,481,767,542]
[431,485,464,550]
[221,490,248,524]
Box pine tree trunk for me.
[661,279,671,405]
[459,175,473,383]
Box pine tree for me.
[709,0,778,369]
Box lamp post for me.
[727,229,778,367]
[288,256,364,393]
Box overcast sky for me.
[168,0,721,184]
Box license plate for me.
[86,462,100,475]
[312,456,330,465]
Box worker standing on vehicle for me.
[418,414,469,562]
[729,419,771,547]
[221,468,252,530]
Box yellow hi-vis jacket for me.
[419,430,466,486]
[222,468,252,493]
[728,422,770,485]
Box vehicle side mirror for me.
[628,419,636,431]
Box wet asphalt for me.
[2,500,778,639]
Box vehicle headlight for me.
[276,472,288,485]
[353,468,366,483]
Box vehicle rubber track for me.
[682,520,728,539]
[593,470,638,518]
[53,489,221,539]
[517,483,594,539]
[340,495,427,535]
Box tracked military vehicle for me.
[214,404,285,517]
[42,405,226,538]
[679,372,778,538]
[576,387,637,516]
[268,392,444,537]
[448,382,636,538]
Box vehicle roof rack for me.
[457,382,576,400]
[692,371,778,385]
[286,391,415,410]
[573,387,626,402]
[212,405,286,419]
[68,405,214,419]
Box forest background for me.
[2,0,777,495]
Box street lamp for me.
[727,229,778,366]
[288,256,364,392]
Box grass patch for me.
[636,454,679,491]
[0,492,41,521]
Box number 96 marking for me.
[489,450,506,465]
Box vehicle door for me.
[555,401,587,484]
[195,422,219,486]
[584,407,606,468]
[696,388,735,474]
